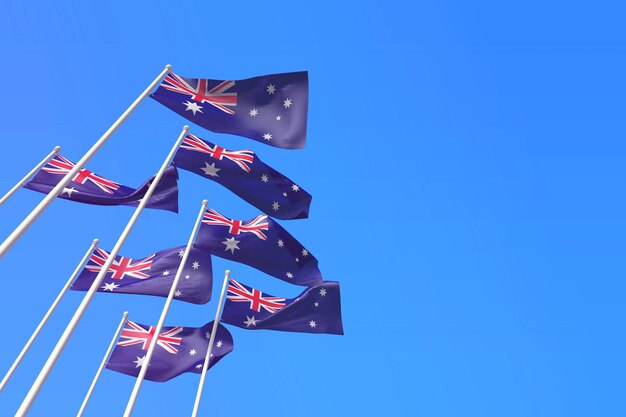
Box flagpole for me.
[0,238,98,393]
[76,311,128,417]
[14,125,189,417]
[0,64,172,259]
[191,269,230,417]
[122,198,208,417]
[0,145,62,206]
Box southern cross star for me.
[184,100,203,115]
[62,187,78,198]
[189,349,197,356]
[266,84,276,94]
[192,261,200,269]
[263,133,272,141]
[272,202,280,211]
[223,237,240,254]
[292,184,300,192]
[283,98,292,108]
[261,174,269,183]
[319,288,327,297]
[309,320,317,328]
[249,108,259,116]
[201,162,221,177]
[174,290,182,297]
[277,239,285,248]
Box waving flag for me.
[174,133,311,219]
[106,320,233,382]
[24,155,179,212]
[222,280,343,335]
[151,71,308,149]
[196,208,322,286]
[71,245,212,304]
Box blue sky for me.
[1,1,625,416]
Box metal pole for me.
[0,239,98,393]
[191,269,231,417]
[14,125,188,417]
[0,64,172,259]
[0,145,62,206]
[76,311,129,417]
[122,199,208,417]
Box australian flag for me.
[106,320,233,382]
[24,154,179,212]
[196,208,322,286]
[174,133,311,220]
[151,71,308,149]
[221,279,343,335]
[71,245,212,304]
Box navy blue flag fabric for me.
[151,71,308,149]
[24,155,179,212]
[106,320,233,382]
[195,208,322,286]
[174,133,311,220]
[221,279,343,335]
[71,245,212,304]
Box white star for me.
[244,316,258,327]
[277,239,285,248]
[275,115,282,121]
[272,202,280,211]
[185,274,191,280]
[266,84,276,94]
[261,174,269,183]
[196,364,203,369]
[192,261,200,270]
[163,270,170,276]
[216,340,223,348]
[292,184,300,192]
[263,133,272,141]
[295,257,299,262]
[319,288,327,297]
[175,290,182,297]
[205,331,211,339]
[189,349,197,356]
[283,98,292,108]
[101,282,119,292]
[183,100,203,115]
[309,320,317,328]
[302,248,309,257]
[62,187,78,198]
[201,162,220,177]
[249,108,259,116]
[223,237,241,254]
[134,356,147,368]
[314,302,319,307]
[178,249,185,258]
[286,272,294,279]
[282,192,288,197]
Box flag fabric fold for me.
[24,155,179,212]
[71,245,212,304]
[151,71,308,149]
[195,208,322,286]
[174,133,311,220]
[106,320,233,382]
[222,279,343,335]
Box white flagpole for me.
[191,269,231,417]
[0,64,172,259]
[14,125,189,417]
[76,311,129,417]
[0,145,62,206]
[122,198,208,417]
[0,238,98,393]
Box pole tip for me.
[123,311,129,317]
[53,145,61,152]
[165,64,173,70]
[202,199,208,206]
[225,270,231,276]
[183,125,190,132]
[92,238,99,245]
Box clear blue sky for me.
[1,1,625,416]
